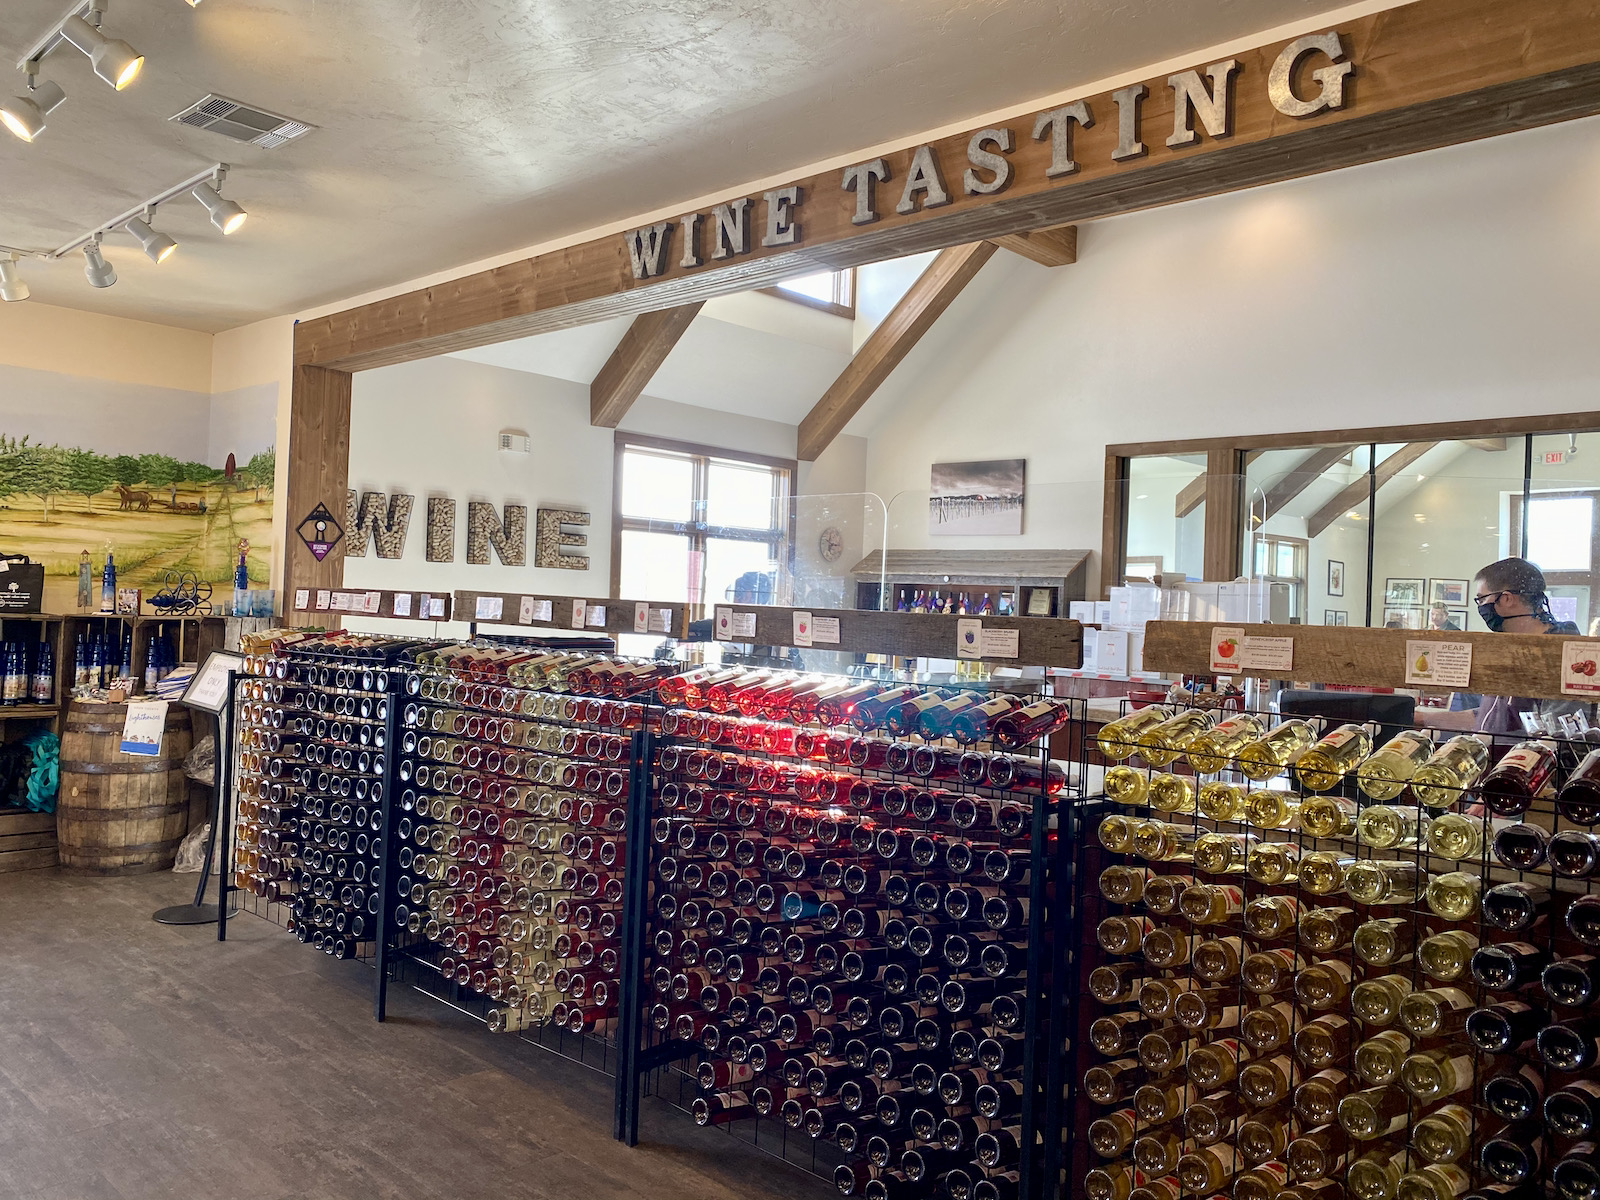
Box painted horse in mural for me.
[115,483,152,511]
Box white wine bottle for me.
[1295,722,1373,791]
[1355,729,1435,801]
[1096,705,1174,761]
[1185,712,1265,775]
[1235,718,1318,781]
[1410,734,1491,808]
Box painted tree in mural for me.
[67,448,115,511]
[136,453,181,488]
[110,455,142,486]
[240,447,276,501]
[0,436,71,522]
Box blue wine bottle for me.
[119,627,132,680]
[100,551,116,614]
[31,636,53,704]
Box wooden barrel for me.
[57,700,194,875]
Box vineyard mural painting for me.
[0,425,275,614]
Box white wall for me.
[851,114,1600,596]
[342,354,821,631]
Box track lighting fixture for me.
[192,180,246,234]
[0,80,66,142]
[82,238,116,288]
[0,256,30,303]
[124,214,176,264]
[6,164,245,294]
[58,14,143,91]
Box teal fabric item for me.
[22,730,59,813]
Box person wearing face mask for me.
[1422,556,1584,732]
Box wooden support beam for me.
[291,0,1600,373]
[993,225,1078,267]
[1203,448,1243,581]
[1307,441,1439,539]
[283,365,352,629]
[1254,444,1357,521]
[1463,437,1510,451]
[797,241,998,462]
[589,302,704,427]
[1175,474,1207,519]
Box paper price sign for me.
[570,600,586,629]
[793,611,813,647]
[714,607,733,641]
[1562,641,1600,696]
[1405,640,1473,689]
[956,618,983,660]
[634,602,650,634]
[1210,626,1295,675]
[474,595,504,622]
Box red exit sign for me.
[1542,450,1569,465]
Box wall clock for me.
[818,526,844,563]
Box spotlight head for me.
[192,181,246,234]
[83,241,117,288]
[125,216,177,264]
[60,15,144,91]
[0,257,29,303]
[0,80,66,142]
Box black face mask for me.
[1477,599,1505,632]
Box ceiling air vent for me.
[170,94,316,149]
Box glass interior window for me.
[1124,453,1207,582]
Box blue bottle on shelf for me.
[31,636,53,704]
[100,551,116,614]
[119,627,133,681]
[90,630,106,688]
[233,545,250,617]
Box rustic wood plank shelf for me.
[1142,620,1600,701]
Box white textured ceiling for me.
[0,0,1342,332]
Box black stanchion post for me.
[372,671,403,1021]
[614,724,655,1145]
[215,676,238,942]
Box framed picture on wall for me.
[928,459,1025,536]
[1448,607,1470,629]
[1429,578,1469,606]
[1325,609,1348,626]
[1327,561,1344,597]
[1383,605,1424,629]
[1385,578,1425,606]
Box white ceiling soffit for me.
[449,316,634,383]
[0,0,1345,333]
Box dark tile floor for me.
[0,869,831,1200]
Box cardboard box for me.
[1096,629,1130,675]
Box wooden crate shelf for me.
[0,808,57,873]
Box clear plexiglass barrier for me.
[1246,438,1600,632]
